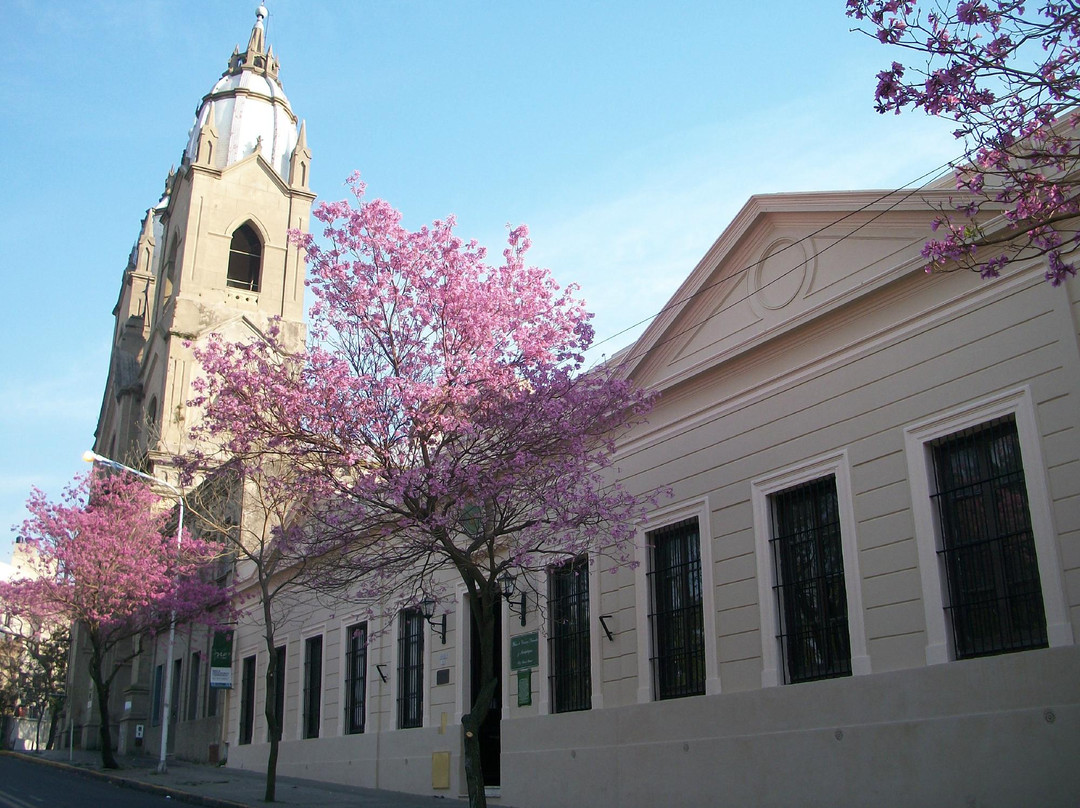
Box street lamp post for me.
[82,450,183,774]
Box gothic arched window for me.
[227,224,262,292]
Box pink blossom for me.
[849,0,1080,281]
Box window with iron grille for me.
[398,610,424,729]
[648,518,706,699]
[549,556,591,713]
[303,636,322,739]
[151,664,163,726]
[268,645,285,742]
[770,476,852,684]
[206,666,218,718]
[187,653,200,721]
[239,654,256,745]
[931,416,1047,658]
[170,658,182,723]
[345,623,368,734]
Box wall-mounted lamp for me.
[419,598,447,644]
[498,572,527,627]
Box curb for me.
[0,750,251,808]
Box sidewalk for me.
[2,748,475,808]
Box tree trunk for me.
[265,723,280,801]
[264,673,280,803]
[262,596,280,803]
[88,656,117,769]
[46,706,61,750]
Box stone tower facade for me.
[93,4,313,485]
[75,5,313,761]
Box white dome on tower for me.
[183,5,299,180]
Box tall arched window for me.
[227,224,262,292]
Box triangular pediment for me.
[622,190,956,392]
[190,149,294,197]
[219,150,293,196]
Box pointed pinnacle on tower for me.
[248,5,267,54]
[234,4,279,79]
[289,119,312,190]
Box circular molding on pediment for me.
[750,238,811,311]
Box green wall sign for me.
[209,630,234,689]
[510,632,539,670]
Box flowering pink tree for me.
[0,472,223,768]
[848,0,1080,283]
[192,175,656,807]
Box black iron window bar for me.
[549,556,592,713]
[648,518,706,700]
[770,476,852,685]
[930,416,1047,659]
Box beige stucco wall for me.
[505,646,1079,808]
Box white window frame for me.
[752,450,871,688]
[904,386,1073,665]
[236,647,260,745]
[634,496,720,704]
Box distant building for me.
[2,538,60,751]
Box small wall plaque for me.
[517,669,532,707]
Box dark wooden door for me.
[470,602,501,787]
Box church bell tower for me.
[93,4,314,479]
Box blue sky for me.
[0,1,960,562]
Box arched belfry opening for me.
[227,223,262,292]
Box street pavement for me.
[0,749,478,808]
